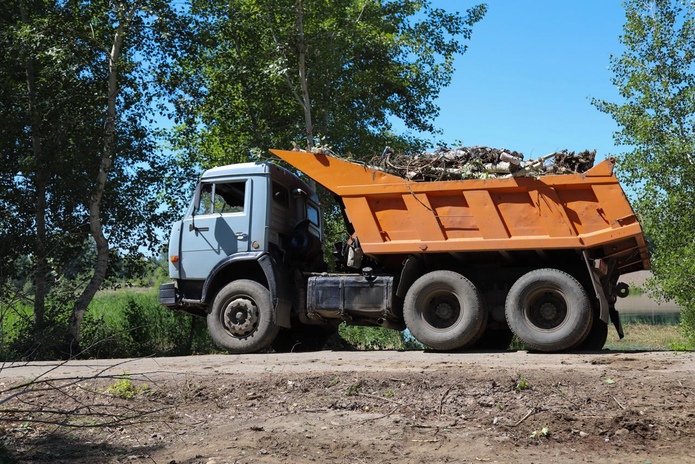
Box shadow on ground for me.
[1,429,163,464]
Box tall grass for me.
[605,323,693,351]
[0,289,216,360]
[338,325,421,350]
[80,290,216,358]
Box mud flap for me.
[609,305,625,339]
[582,251,610,324]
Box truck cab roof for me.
[200,160,320,205]
[201,161,273,181]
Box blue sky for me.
[412,0,628,161]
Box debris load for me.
[366,146,597,181]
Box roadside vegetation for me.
[605,323,692,351]
[2,285,691,360]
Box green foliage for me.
[514,373,530,391]
[0,0,189,349]
[167,0,487,166]
[668,339,695,351]
[346,381,362,396]
[593,0,695,343]
[1,288,216,360]
[621,312,680,326]
[1,298,71,360]
[529,427,550,440]
[0,247,174,359]
[338,324,422,350]
[79,291,215,359]
[106,377,148,400]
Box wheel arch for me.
[201,252,292,328]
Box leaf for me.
[592,0,695,345]
[603,378,616,384]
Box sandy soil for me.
[1,350,694,463]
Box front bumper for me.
[159,282,178,307]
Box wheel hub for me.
[538,302,558,321]
[434,302,455,320]
[223,298,259,337]
[526,292,567,330]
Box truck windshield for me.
[196,181,246,215]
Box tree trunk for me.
[33,173,48,331]
[20,0,47,332]
[66,19,127,355]
[296,0,314,149]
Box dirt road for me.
[2,350,694,463]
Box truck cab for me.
[160,161,324,352]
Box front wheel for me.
[505,268,591,352]
[207,280,279,354]
[403,270,487,351]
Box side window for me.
[196,183,214,215]
[196,181,246,215]
[215,182,246,213]
[307,202,320,226]
[272,181,289,208]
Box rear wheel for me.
[404,270,487,351]
[207,280,279,354]
[505,268,591,352]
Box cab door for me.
[179,179,252,279]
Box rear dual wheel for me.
[505,268,592,352]
[404,270,487,351]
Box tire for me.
[207,280,279,354]
[272,325,336,353]
[403,270,487,351]
[505,268,591,352]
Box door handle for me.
[235,232,248,240]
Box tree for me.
[0,0,185,356]
[168,0,487,166]
[593,0,695,342]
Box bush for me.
[1,299,72,361]
[680,303,695,347]
[80,291,216,358]
[338,325,422,350]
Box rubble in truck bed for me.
[363,146,598,181]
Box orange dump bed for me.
[271,150,651,272]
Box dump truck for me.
[159,148,651,353]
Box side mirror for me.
[191,183,203,217]
[189,183,203,231]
